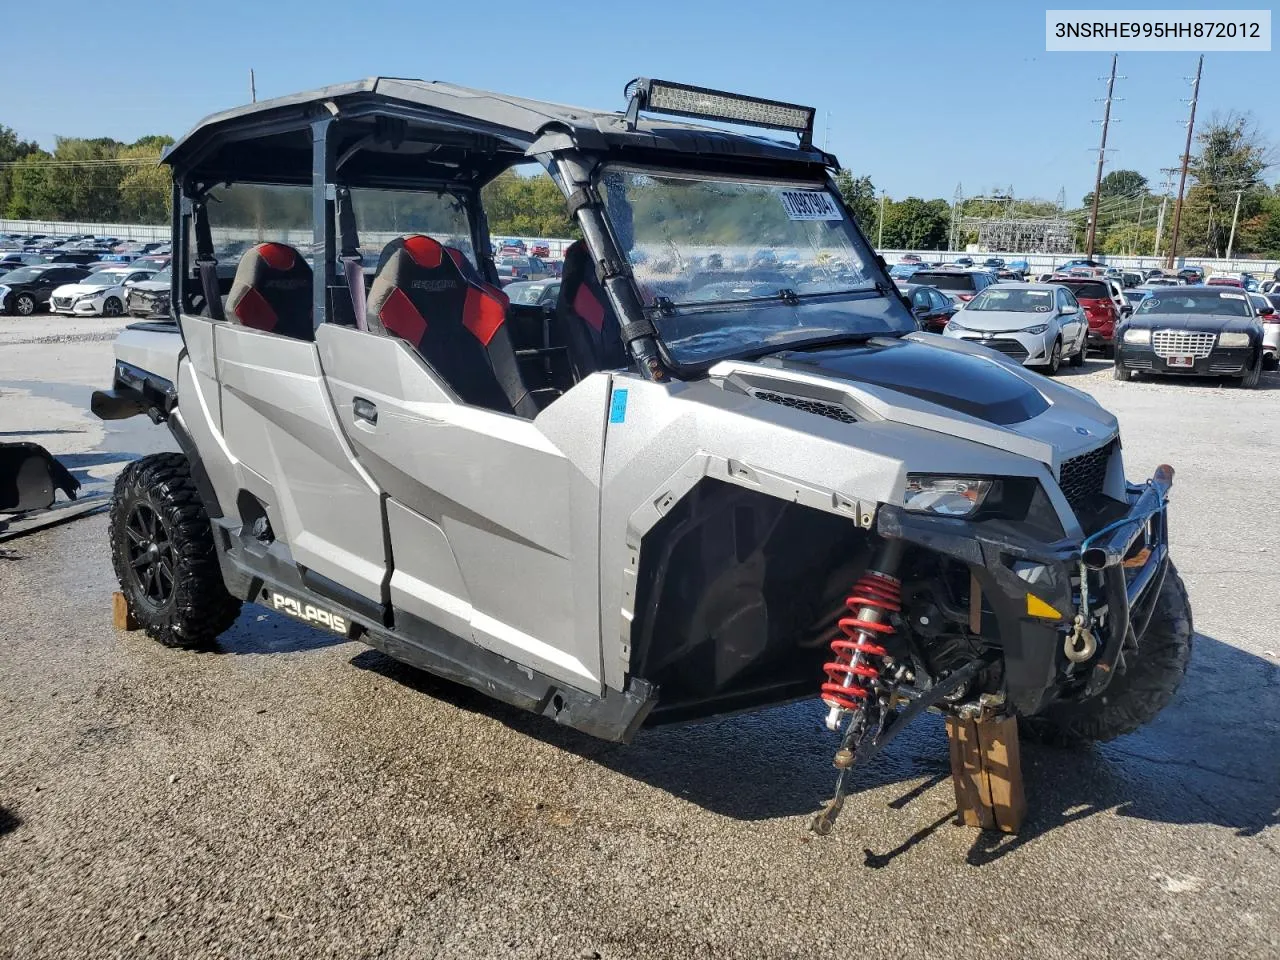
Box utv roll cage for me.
[163,77,844,385]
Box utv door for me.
[316,324,610,694]
[178,314,388,606]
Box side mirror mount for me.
[1120,303,1133,317]
[912,303,929,316]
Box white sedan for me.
[49,266,156,317]
[943,282,1088,375]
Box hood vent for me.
[753,390,856,424]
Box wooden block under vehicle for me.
[945,714,1025,833]
[112,591,140,631]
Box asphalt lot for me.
[1,317,1278,960]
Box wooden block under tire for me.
[112,591,140,631]
[946,714,1025,833]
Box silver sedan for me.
[942,282,1088,375]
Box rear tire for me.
[1112,358,1131,381]
[102,296,123,317]
[1022,563,1192,745]
[1069,339,1086,367]
[14,293,36,316]
[1044,339,1063,375]
[109,452,240,649]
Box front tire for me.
[109,453,241,649]
[1044,338,1063,375]
[1023,563,1192,745]
[1112,358,1131,381]
[102,296,123,317]
[1069,338,1086,367]
[1239,357,1262,388]
[14,293,36,316]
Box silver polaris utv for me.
[93,77,1191,832]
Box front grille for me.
[1058,440,1114,512]
[1209,360,1245,374]
[1152,329,1215,359]
[977,337,1029,361]
[1126,357,1153,370]
[753,391,856,423]
[52,297,72,309]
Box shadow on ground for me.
[0,807,21,837]
[212,607,352,657]
[352,631,1278,862]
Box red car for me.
[531,243,550,258]
[1207,276,1244,288]
[1053,277,1126,355]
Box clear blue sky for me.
[0,0,1274,204]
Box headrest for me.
[226,243,313,339]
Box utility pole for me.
[1225,188,1243,262]
[1166,54,1203,268]
[1132,194,1146,256]
[1085,54,1120,259]
[250,68,257,103]
[1152,197,1168,257]
[877,191,886,249]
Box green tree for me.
[481,169,576,238]
[834,169,877,237]
[1176,112,1273,257]
[0,124,42,217]
[879,197,950,249]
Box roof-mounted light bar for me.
[623,78,816,147]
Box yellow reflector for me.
[1026,594,1062,620]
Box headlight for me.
[1123,328,1151,344]
[1218,332,1250,348]
[945,319,967,332]
[904,475,993,517]
[1025,324,1048,335]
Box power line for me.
[0,157,161,169]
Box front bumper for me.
[878,467,1172,716]
[1118,343,1253,376]
[948,329,1052,366]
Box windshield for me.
[84,271,124,287]
[0,267,45,283]
[597,167,907,364]
[150,267,172,284]
[967,288,1056,312]
[506,281,552,305]
[912,272,977,292]
[1058,280,1110,299]
[1136,290,1252,318]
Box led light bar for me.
[624,78,816,145]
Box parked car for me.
[495,255,552,284]
[898,282,957,333]
[1240,272,1260,292]
[898,253,923,264]
[1177,265,1205,284]
[908,268,994,304]
[50,266,156,317]
[502,278,561,306]
[952,256,974,267]
[1206,276,1244,288]
[1052,276,1129,355]
[982,256,1006,271]
[1249,292,1280,369]
[1115,286,1262,386]
[1121,270,1144,289]
[125,266,172,318]
[944,282,1086,373]
[1144,275,1183,287]
[42,251,105,266]
[131,255,172,273]
[888,263,923,282]
[0,253,46,270]
[0,264,92,315]
[530,243,550,258]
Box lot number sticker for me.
[780,190,842,221]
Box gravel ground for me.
[1,328,1277,959]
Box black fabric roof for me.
[163,77,835,173]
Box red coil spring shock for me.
[821,571,901,719]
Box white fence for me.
[878,249,1280,279]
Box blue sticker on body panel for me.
[609,388,628,423]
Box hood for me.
[129,279,170,293]
[713,335,1120,469]
[763,339,1049,425]
[52,283,103,298]
[950,309,1057,333]
[1127,312,1260,333]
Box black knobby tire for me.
[1023,563,1192,745]
[109,452,240,649]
